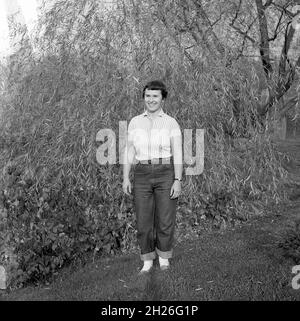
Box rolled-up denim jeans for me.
[133,161,177,261]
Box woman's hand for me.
[170,180,181,199]
[122,178,132,195]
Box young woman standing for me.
[123,80,183,274]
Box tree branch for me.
[255,0,273,78]
[156,6,196,65]
[230,24,256,43]
[184,44,196,50]
[271,2,296,18]
[189,0,225,56]
[296,55,300,68]
[278,22,296,76]
[229,0,258,45]
[230,0,244,32]
[268,10,284,41]
[210,12,223,27]
[230,8,258,45]
[263,0,273,9]
[275,22,296,98]
[260,21,297,116]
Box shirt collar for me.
[142,109,165,117]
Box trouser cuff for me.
[140,251,156,261]
[156,247,173,259]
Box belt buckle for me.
[150,158,160,164]
[160,157,171,164]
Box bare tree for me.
[146,0,300,127]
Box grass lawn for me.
[1,201,300,301]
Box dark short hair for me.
[142,80,168,99]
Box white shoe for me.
[139,260,153,274]
[159,257,169,270]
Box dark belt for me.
[137,157,173,165]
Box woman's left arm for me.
[170,131,183,199]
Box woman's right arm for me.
[122,138,136,195]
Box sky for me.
[0,0,38,57]
[0,0,116,58]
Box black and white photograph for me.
[0,0,300,310]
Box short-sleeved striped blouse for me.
[127,109,181,161]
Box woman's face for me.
[144,89,164,113]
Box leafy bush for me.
[278,220,300,264]
[0,162,137,287]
